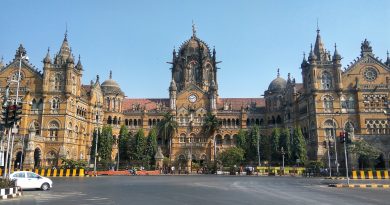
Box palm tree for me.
[157,112,178,147]
[203,112,221,137]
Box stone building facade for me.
[0,27,389,170]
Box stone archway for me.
[34,148,41,168]
[14,151,24,169]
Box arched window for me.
[51,97,60,109]
[321,71,332,90]
[49,121,59,141]
[323,95,333,112]
[324,119,336,139]
[107,116,112,124]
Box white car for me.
[10,171,53,191]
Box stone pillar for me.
[24,127,36,169]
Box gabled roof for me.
[1,58,43,78]
[217,98,265,110]
[123,98,169,112]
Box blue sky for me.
[0,0,389,98]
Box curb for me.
[329,184,390,188]
[0,187,22,200]
[0,192,22,200]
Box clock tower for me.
[168,24,219,167]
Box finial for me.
[192,20,197,38]
[78,54,81,61]
[288,73,291,80]
[96,75,100,83]
[387,50,389,58]
[65,23,68,40]
[277,68,280,77]
[310,43,313,51]
[109,70,112,79]
[316,18,320,33]
[303,52,306,59]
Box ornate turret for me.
[385,51,390,67]
[76,55,83,70]
[360,39,373,57]
[332,43,342,62]
[308,44,317,63]
[301,52,308,68]
[43,48,51,64]
[0,56,4,69]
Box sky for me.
[0,0,389,98]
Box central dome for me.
[268,76,287,92]
[101,71,124,95]
[178,36,211,57]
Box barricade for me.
[0,168,86,177]
[351,170,389,179]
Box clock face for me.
[188,94,197,103]
[364,67,377,81]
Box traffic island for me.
[0,187,22,200]
[329,184,390,188]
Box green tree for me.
[145,127,158,167]
[98,126,114,162]
[128,129,147,164]
[271,128,281,162]
[203,112,221,137]
[292,126,306,165]
[157,113,178,147]
[90,129,98,161]
[247,125,260,164]
[218,147,245,174]
[279,127,291,164]
[260,134,271,163]
[236,129,247,150]
[348,140,381,169]
[118,125,130,162]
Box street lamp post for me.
[281,147,285,175]
[326,135,332,178]
[257,133,261,167]
[94,118,99,176]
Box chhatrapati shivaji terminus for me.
[0,24,389,171]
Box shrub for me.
[0,178,16,189]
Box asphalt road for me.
[2,176,389,205]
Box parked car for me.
[9,171,53,191]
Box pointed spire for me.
[109,70,112,79]
[76,55,83,70]
[308,44,317,61]
[287,73,291,83]
[277,68,280,78]
[301,52,308,68]
[333,43,341,61]
[43,47,51,64]
[192,20,197,38]
[0,56,4,69]
[58,28,71,61]
[385,50,390,66]
[314,25,325,60]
